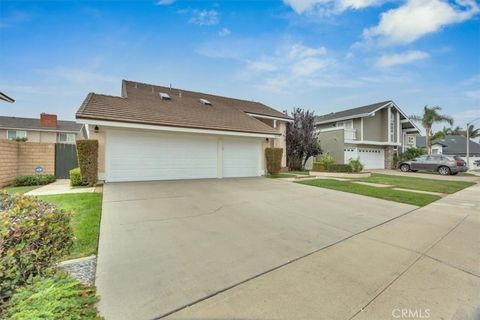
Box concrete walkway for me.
[167,183,480,320]
[371,169,480,182]
[25,179,95,196]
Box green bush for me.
[0,192,73,302]
[312,154,335,171]
[1,274,101,320]
[14,174,56,186]
[399,147,426,161]
[69,168,87,187]
[265,148,283,174]
[76,140,98,187]
[348,158,364,173]
[327,164,353,173]
[12,137,28,142]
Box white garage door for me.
[344,147,384,169]
[105,129,263,182]
[223,138,261,178]
[106,130,219,182]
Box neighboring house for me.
[0,92,15,103]
[315,101,420,169]
[76,80,291,182]
[416,135,480,156]
[0,113,87,143]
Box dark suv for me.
[397,155,468,175]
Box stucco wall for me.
[362,109,387,141]
[318,129,345,164]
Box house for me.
[0,92,15,103]
[75,80,291,182]
[0,113,87,143]
[416,135,480,168]
[314,101,420,169]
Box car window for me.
[416,155,428,161]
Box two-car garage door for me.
[105,129,262,182]
[344,147,385,169]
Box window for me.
[390,114,395,141]
[407,136,415,145]
[336,120,353,129]
[57,133,75,142]
[7,130,27,140]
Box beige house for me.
[315,101,420,169]
[0,113,86,143]
[76,80,291,182]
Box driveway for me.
[96,178,416,320]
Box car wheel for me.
[438,166,451,175]
[400,164,410,172]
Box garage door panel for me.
[107,130,218,182]
[344,147,384,169]
[223,139,260,178]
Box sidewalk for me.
[167,184,480,320]
[25,179,95,196]
[371,169,480,182]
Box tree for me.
[286,108,321,170]
[431,126,451,140]
[410,106,453,154]
[466,124,480,139]
[431,124,480,140]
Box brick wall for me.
[0,140,55,187]
[0,140,19,187]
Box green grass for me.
[358,173,475,194]
[288,170,310,175]
[2,185,41,195]
[38,193,103,259]
[298,179,441,207]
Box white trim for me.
[217,138,223,179]
[76,118,279,138]
[396,111,400,144]
[360,117,364,140]
[400,119,410,123]
[345,139,401,146]
[318,127,344,133]
[246,113,293,122]
[403,128,420,132]
[387,106,392,143]
[0,126,81,134]
[315,113,372,125]
[6,130,27,139]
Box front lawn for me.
[298,179,441,207]
[38,193,103,260]
[3,185,41,195]
[359,173,475,194]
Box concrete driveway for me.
[96,178,416,320]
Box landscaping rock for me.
[58,255,96,286]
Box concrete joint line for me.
[348,213,471,320]
[151,206,422,320]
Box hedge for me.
[14,174,56,187]
[265,148,283,174]
[312,162,327,172]
[0,192,73,303]
[76,140,98,187]
[69,168,87,187]
[327,164,353,173]
[1,274,100,320]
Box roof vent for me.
[199,98,211,105]
[159,92,171,100]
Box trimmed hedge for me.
[0,192,73,302]
[265,148,283,174]
[76,140,98,187]
[327,164,353,173]
[312,162,327,172]
[69,168,87,187]
[14,174,56,187]
[1,274,101,320]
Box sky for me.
[1,0,479,134]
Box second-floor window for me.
[390,114,395,141]
[57,133,75,142]
[336,120,353,129]
[407,136,415,145]
[7,130,27,140]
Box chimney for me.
[40,113,57,128]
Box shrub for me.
[0,192,73,302]
[12,137,28,142]
[312,154,335,171]
[14,174,56,186]
[76,140,98,187]
[399,147,426,161]
[265,148,283,174]
[69,168,87,187]
[327,164,353,173]
[312,162,327,172]
[1,274,101,320]
[348,158,364,173]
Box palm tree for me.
[466,124,480,139]
[410,106,453,154]
[450,126,463,135]
[431,126,451,140]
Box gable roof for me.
[76,80,289,135]
[0,116,84,133]
[416,135,480,156]
[0,92,14,103]
[315,101,392,123]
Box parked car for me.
[397,155,468,175]
[474,159,480,167]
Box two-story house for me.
[315,101,420,169]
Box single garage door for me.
[344,147,385,169]
[223,138,261,178]
[106,130,219,182]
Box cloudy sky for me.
[1,0,479,132]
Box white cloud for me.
[363,0,480,45]
[283,0,385,14]
[376,50,429,67]
[218,27,231,37]
[189,10,219,26]
[465,89,480,100]
[156,0,175,5]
